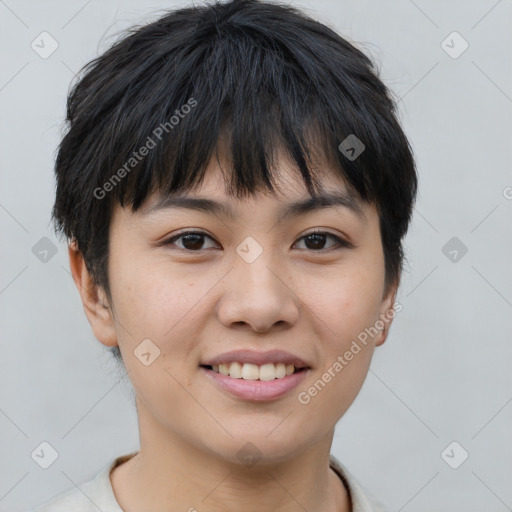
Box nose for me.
[216,249,300,333]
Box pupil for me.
[183,234,203,250]
[305,234,325,250]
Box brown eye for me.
[163,229,351,253]
[294,231,351,251]
[165,231,218,251]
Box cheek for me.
[295,271,383,426]
[303,263,384,350]
[108,257,225,384]
[107,261,210,429]
[109,257,198,337]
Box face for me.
[78,152,397,466]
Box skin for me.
[69,151,398,512]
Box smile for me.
[201,362,303,380]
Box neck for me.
[110,403,351,512]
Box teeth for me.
[228,361,242,378]
[211,362,297,380]
[242,363,260,380]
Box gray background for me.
[1,0,511,511]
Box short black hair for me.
[52,0,417,306]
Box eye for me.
[293,229,352,251]
[164,230,219,251]
[162,229,351,252]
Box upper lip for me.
[201,349,311,368]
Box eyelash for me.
[162,229,353,253]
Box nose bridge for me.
[238,249,278,291]
[217,236,299,331]
[234,235,284,298]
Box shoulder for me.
[32,484,99,512]
[329,454,388,512]
[31,453,137,512]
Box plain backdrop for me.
[1,1,511,511]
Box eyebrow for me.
[142,190,366,221]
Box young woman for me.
[35,1,417,510]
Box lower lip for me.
[199,366,310,402]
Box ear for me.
[375,280,399,347]
[68,240,118,347]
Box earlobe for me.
[375,283,399,347]
[67,240,118,347]
[375,324,389,347]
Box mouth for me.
[200,349,311,377]
[199,363,311,402]
[199,362,309,380]
[199,349,312,401]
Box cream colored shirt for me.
[32,452,387,511]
